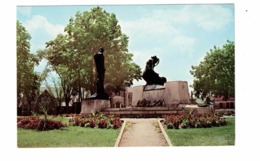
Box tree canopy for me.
[38,7,142,102]
[17,20,40,111]
[190,40,235,99]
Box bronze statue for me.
[88,47,109,99]
[142,56,167,85]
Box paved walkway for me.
[119,118,168,147]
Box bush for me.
[17,116,67,131]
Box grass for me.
[165,117,235,146]
[17,126,120,148]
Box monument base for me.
[178,104,214,115]
[80,99,110,114]
[126,81,190,107]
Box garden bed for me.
[161,110,235,146]
[17,113,123,147]
[162,110,228,129]
[165,117,235,146]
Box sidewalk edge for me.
[114,119,127,147]
[158,119,173,146]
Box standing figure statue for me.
[142,56,167,86]
[88,47,109,99]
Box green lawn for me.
[165,117,235,146]
[18,126,120,148]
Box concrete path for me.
[118,119,168,147]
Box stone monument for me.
[81,47,110,114]
[126,81,191,107]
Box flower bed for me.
[17,116,68,131]
[68,113,122,129]
[17,113,122,131]
[163,110,228,129]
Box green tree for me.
[40,7,141,105]
[38,34,75,110]
[63,6,142,92]
[190,40,235,99]
[17,20,40,114]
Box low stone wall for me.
[178,104,214,115]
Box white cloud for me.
[21,15,65,73]
[22,15,65,53]
[17,6,31,16]
[24,15,64,38]
[120,7,197,58]
[135,5,233,32]
[119,5,233,65]
[184,5,233,31]
[122,5,232,49]
[122,17,180,36]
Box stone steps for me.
[102,106,220,117]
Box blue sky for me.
[17,4,234,89]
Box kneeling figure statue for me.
[142,56,167,86]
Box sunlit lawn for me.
[18,126,120,148]
[165,117,235,146]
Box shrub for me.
[17,116,67,131]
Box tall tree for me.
[190,40,235,99]
[63,7,142,92]
[17,20,40,114]
[41,7,142,103]
[37,39,75,110]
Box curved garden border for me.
[158,119,172,146]
[114,119,127,147]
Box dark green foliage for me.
[190,40,235,99]
[17,21,41,115]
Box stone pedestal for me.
[80,99,110,114]
[126,81,190,107]
[126,85,143,107]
